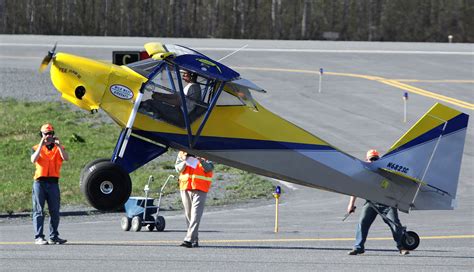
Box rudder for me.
[374,103,469,210]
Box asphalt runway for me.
[0,35,473,271]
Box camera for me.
[45,136,56,144]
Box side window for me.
[150,64,179,95]
[216,83,245,106]
[138,66,212,128]
[138,64,181,120]
[216,90,245,106]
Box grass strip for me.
[0,99,275,214]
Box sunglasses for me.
[369,157,379,162]
[44,131,55,136]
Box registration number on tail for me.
[386,162,409,174]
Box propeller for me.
[39,42,57,73]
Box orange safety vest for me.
[178,161,213,193]
[33,144,64,180]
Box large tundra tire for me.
[80,161,131,211]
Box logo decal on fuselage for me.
[110,85,134,100]
[196,58,222,74]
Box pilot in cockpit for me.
[179,70,201,113]
[139,70,202,122]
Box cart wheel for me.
[131,216,142,232]
[401,231,420,250]
[146,224,155,232]
[80,161,131,211]
[120,216,131,231]
[155,216,166,232]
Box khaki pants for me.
[180,189,207,243]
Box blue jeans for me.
[32,181,61,239]
[354,201,403,250]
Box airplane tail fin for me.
[374,103,469,210]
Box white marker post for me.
[448,35,453,43]
[318,68,323,93]
[403,92,408,123]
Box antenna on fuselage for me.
[217,44,248,62]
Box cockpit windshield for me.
[138,63,217,127]
[130,44,263,126]
[163,44,205,57]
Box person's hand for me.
[54,137,61,145]
[347,204,356,214]
[178,151,187,160]
[40,135,48,146]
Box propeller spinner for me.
[39,42,57,72]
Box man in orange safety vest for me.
[30,123,69,245]
[175,150,214,248]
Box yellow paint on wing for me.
[134,101,330,146]
[144,42,167,56]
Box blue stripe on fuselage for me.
[133,130,334,151]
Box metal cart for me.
[120,174,174,232]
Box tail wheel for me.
[80,161,131,211]
[401,231,420,250]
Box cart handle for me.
[155,175,175,216]
[144,175,154,192]
[160,175,175,194]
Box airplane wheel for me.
[401,231,420,250]
[155,216,166,232]
[80,161,131,211]
[80,158,110,182]
[130,216,142,232]
[121,216,131,231]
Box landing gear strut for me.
[367,201,420,251]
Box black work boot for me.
[348,248,365,255]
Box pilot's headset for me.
[181,70,197,83]
[189,73,198,83]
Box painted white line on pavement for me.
[1,43,473,55]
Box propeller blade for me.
[39,55,52,72]
[39,42,57,73]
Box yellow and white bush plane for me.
[40,42,469,250]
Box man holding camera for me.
[30,123,69,245]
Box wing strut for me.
[191,81,225,147]
[170,64,226,149]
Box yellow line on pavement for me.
[199,234,474,243]
[394,79,474,83]
[1,234,473,246]
[380,79,474,109]
[233,66,474,110]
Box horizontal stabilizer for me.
[376,168,425,186]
